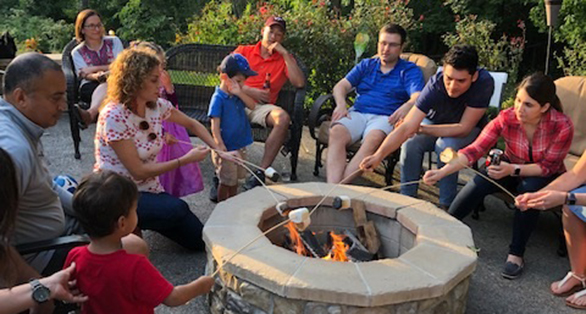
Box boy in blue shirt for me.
[208,53,258,201]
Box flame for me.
[323,232,349,262]
[285,221,308,256]
[285,222,349,262]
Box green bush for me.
[0,8,73,53]
[443,15,525,104]
[182,0,418,109]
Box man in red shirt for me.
[234,16,305,190]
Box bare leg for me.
[562,206,586,305]
[218,183,235,202]
[261,108,290,169]
[326,124,352,183]
[78,82,108,126]
[342,130,386,183]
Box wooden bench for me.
[165,43,307,180]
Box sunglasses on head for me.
[139,120,157,141]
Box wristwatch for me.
[30,279,50,303]
[566,192,577,205]
[512,165,521,177]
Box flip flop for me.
[566,288,586,310]
[553,271,586,297]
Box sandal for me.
[73,104,90,129]
[552,271,586,297]
[566,288,586,310]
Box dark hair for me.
[75,9,103,43]
[380,24,407,45]
[518,72,563,113]
[73,171,138,238]
[0,148,18,285]
[2,53,62,95]
[442,44,479,75]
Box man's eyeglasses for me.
[139,121,157,141]
[84,23,103,30]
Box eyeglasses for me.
[84,23,103,30]
[139,121,157,141]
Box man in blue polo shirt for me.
[360,45,494,208]
[327,24,424,183]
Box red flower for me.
[319,1,325,6]
[419,14,425,22]
[259,6,267,14]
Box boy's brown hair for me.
[73,170,138,238]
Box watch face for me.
[33,286,51,302]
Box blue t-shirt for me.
[345,57,424,116]
[207,87,253,151]
[415,68,494,126]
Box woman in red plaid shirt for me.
[423,72,573,280]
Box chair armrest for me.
[16,235,90,255]
[308,94,335,140]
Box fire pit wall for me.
[204,183,477,314]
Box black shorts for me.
[79,81,100,104]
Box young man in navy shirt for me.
[361,45,494,208]
[327,24,424,184]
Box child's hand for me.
[226,78,242,96]
[197,276,215,293]
[164,133,178,145]
[218,150,241,164]
[160,70,174,94]
[184,145,210,163]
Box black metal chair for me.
[61,38,85,159]
[165,43,307,180]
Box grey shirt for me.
[0,98,65,271]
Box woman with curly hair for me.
[71,9,124,128]
[94,48,234,250]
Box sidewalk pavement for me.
[43,116,579,314]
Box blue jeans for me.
[400,119,480,206]
[449,173,556,257]
[137,192,205,251]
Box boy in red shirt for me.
[64,171,214,314]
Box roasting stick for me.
[356,180,423,201]
[175,139,266,173]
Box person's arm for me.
[388,92,420,125]
[210,118,227,152]
[0,263,87,314]
[226,77,256,110]
[110,139,209,181]
[269,43,305,88]
[331,78,353,122]
[163,276,214,307]
[360,106,427,171]
[419,106,487,138]
[166,108,218,150]
[423,152,470,185]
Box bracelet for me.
[176,158,181,168]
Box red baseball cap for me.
[264,16,286,32]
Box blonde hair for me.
[106,48,160,110]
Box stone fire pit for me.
[204,182,477,314]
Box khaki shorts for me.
[212,148,247,186]
[245,104,282,128]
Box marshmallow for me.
[276,201,289,216]
[288,207,311,231]
[439,147,458,164]
[264,167,280,182]
[332,195,351,210]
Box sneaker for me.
[501,261,524,280]
[209,175,219,203]
[243,170,265,191]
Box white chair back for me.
[436,66,508,110]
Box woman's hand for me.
[515,190,567,211]
[164,133,178,145]
[40,262,88,303]
[183,145,210,163]
[487,161,513,180]
[423,169,444,186]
